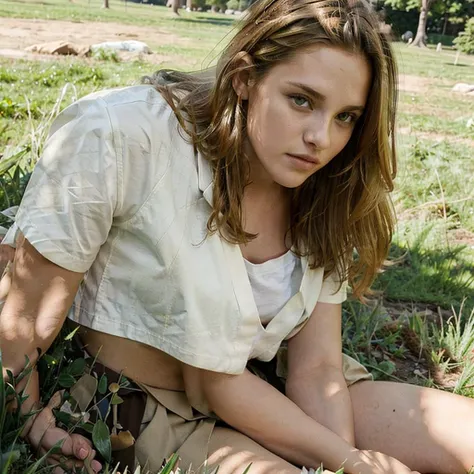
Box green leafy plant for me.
[91,49,120,63]
[342,301,404,381]
[454,17,474,54]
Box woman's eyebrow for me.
[286,81,365,112]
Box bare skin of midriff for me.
[73,323,186,390]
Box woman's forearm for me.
[286,366,355,446]
[199,368,358,472]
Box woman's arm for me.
[183,363,357,472]
[0,237,83,383]
[0,237,102,472]
[286,302,355,445]
[183,365,416,474]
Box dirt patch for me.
[377,310,463,389]
[0,17,189,64]
[450,228,474,248]
[398,74,433,93]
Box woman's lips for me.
[286,153,320,170]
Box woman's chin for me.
[272,171,312,189]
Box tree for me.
[430,0,473,36]
[103,0,109,7]
[411,0,433,46]
[382,0,473,42]
[384,0,431,46]
[172,0,180,14]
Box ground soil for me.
[0,17,190,63]
[373,302,465,388]
[398,74,433,93]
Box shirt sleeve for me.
[317,271,348,304]
[14,96,118,273]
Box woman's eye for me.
[338,112,357,124]
[291,95,310,108]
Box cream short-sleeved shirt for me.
[8,85,347,374]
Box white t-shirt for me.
[244,251,303,325]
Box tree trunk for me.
[442,11,449,36]
[186,0,192,10]
[411,0,432,47]
[172,0,180,15]
[103,0,109,7]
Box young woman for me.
[2,0,474,473]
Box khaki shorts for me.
[133,352,372,473]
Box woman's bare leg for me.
[207,426,302,474]
[350,380,474,473]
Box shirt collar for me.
[197,151,214,206]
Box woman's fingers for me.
[39,448,78,473]
[28,390,63,447]
[40,447,101,473]
[40,427,102,472]
[40,425,74,453]
[29,391,102,473]
[70,434,102,472]
[69,432,93,459]
[27,405,56,449]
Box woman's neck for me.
[244,141,285,197]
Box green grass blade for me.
[160,453,180,474]
[0,149,27,177]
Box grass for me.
[0,0,235,48]
[394,42,474,80]
[1,0,474,472]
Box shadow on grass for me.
[444,62,470,68]
[174,16,236,27]
[374,240,474,313]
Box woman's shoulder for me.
[79,84,175,133]
[82,84,168,110]
[71,84,191,162]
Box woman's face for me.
[240,44,372,188]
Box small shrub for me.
[206,0,227,12]
[92,48,120,63]
[226,0,247,10]
[454,18,474,55]
[0,97,42,120]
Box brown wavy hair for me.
[143,0,398,300]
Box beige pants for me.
[134,353,372,472]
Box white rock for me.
[91,40,151,54]
[452,83,474,93]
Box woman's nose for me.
[303,114,331,150]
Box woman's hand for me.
[26,391,102,474]
[346,450,420,474]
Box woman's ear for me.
[231,52,254,100]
